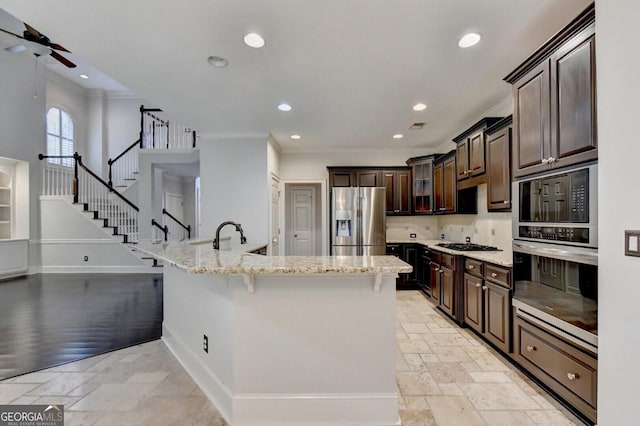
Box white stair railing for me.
[42,162,75,196]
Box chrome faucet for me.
[213,221,247,249]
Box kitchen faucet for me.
[213,221,247,250]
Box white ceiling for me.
[0,0,592,153]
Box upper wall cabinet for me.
[327,166,412,215]
[485,116,513,212]
[505,4,596,178]
[453,117,503,188]
[407,155,440,214]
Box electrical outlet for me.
[491,228,496,236]
[83,256,88,262]
[410,233,417,239]
[203,335,208,353]
[465,237,471,243]
[440,233,445,240]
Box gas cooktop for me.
[436,243,502,252]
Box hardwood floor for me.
[0,273,163,380]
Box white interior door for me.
[291,186,315,256]
[164,192,184,241]
[271,177,280,255]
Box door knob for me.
[294,234,298,238]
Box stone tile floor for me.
[0,291,583,425]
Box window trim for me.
[46,105,75,168]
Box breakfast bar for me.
[135,240,411,426]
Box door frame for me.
[282,179,328,256]
[269,173,281,256]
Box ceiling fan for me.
[0,22,76,68]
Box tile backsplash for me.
[386,184,513,249]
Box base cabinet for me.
[514,314,597,423]
[463,259,512,354]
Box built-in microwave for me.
[512,163,597,248]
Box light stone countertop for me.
[135,240,413,275]
[387,239,513,267]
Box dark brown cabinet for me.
[329,170,355,187]
[454,118,502,185]
[505,6,596,178]
[356,170,382,187]
[486,116,513,211]
[407,155,439,214]
[383,169,411,215]
[429,252,442,305]
[514,314,597,423]
[327,167,412,216]
[434,153,457,214]
[463,258,512,354]
[387,243,419,289]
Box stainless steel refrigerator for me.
[331,187,386,256]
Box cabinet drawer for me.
[515,316,597,408]
[441,253,455,270]
[428,250,441,264]
[464,258,483,277]
[485,263,511,288]
[386,244,400,256]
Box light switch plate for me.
[625,230,640,257]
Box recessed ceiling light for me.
[393,134,404,139]
[458,32,481,48]
[413,103,427,111]
[278,103,292,112]
[244,33,265,48]
[290,134,301,140]
[207,56,228,68]
[80,74,89,79]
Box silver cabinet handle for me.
[503,200,510,204]
[491,272,498,278]
[475,283,481,288]
[467,265,475,269]
[541,158,549,165]
[567,373,579,381]
[548,157,556,164]
[526,345,536,352]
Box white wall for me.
[199,137,268,244]
[86,89,107,174]
[596,2,640,424]
[106,97,145,159]
[0,49,46,270]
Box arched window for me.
[46,107,74,167]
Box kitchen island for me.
[135,240,411,426]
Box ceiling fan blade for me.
[23,23,41,39]
[0,26,24,40]
[50,50,76,68]
[48,42,70,52]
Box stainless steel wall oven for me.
[512,163,598,353]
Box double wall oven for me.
[512,163,598,352]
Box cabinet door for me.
[440,266,454,316]
[484,282,510,353]
[469,132,486,176]
[456,140,469,180]
[433,163,443,212]
[443,157,457,213]
[430,262,441,304]
[330,171,355,187]
[383,171,397,214]
[550,23,597,167]
[420,254,431,295]
[397,169,411,215]
[357,170,382,187]
[513,60,551,178]
[403,245,418,283]
[464,273,484,333]
[487,127,512,211]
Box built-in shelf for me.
[0,171,11,239]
